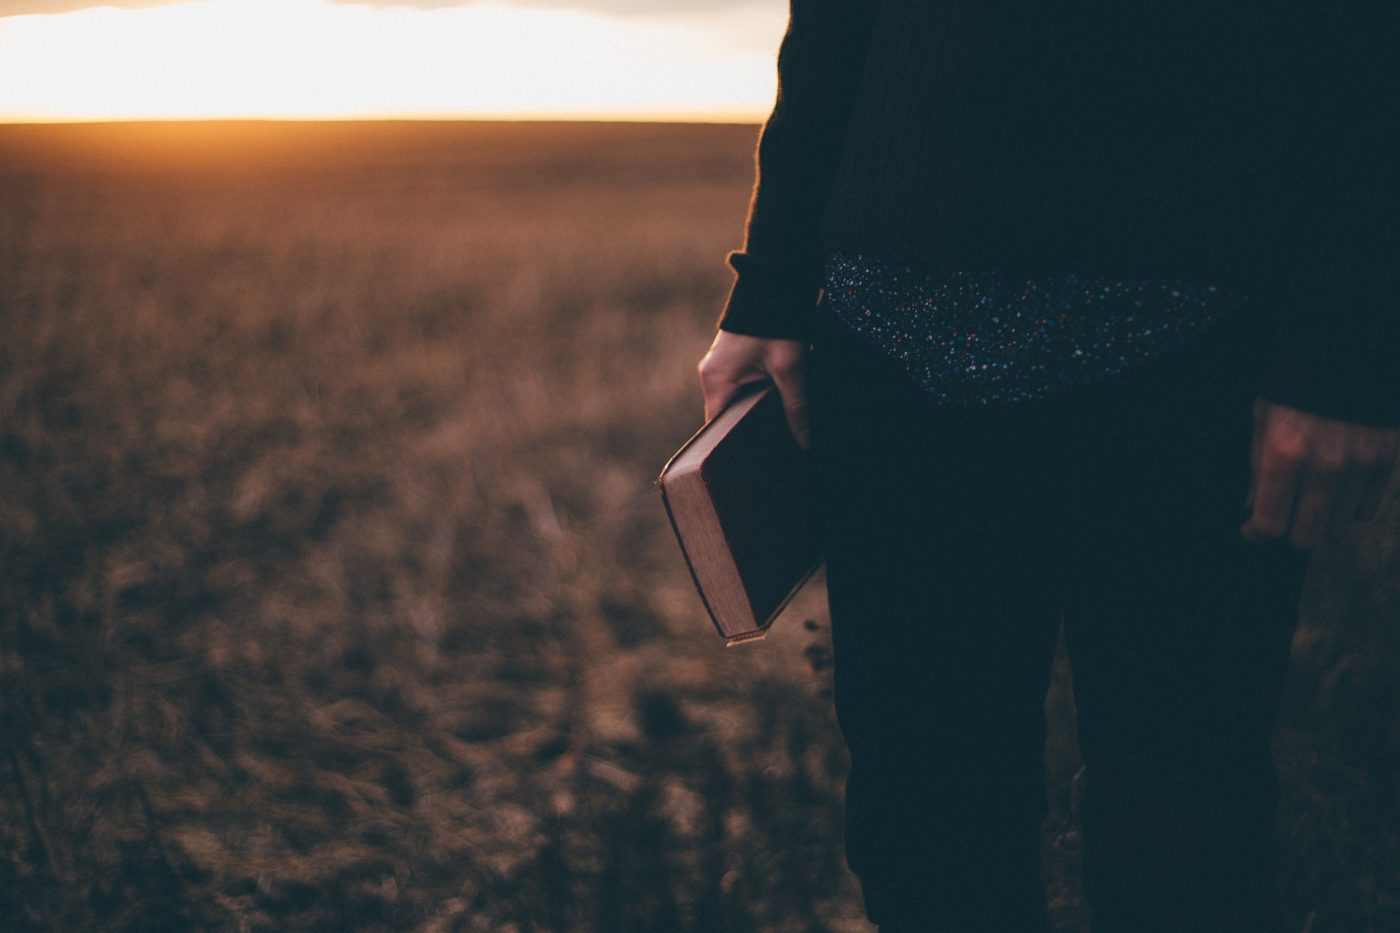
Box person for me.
[696,3,1399,931]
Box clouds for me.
[0,0,181,14]
[327,0,767,15]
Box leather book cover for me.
[657,384,824,645]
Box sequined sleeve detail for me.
[820,253,1244,406]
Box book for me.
[657,384,825,645]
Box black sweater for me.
[718,1,1399,426]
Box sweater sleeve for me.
[1251,10,1400,427]
[716,0,878,340]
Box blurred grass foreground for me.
[1,122,1398,932]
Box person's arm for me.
[1241,10,1400,546]
[717,0,877,340]
[701,1,878,443]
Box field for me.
[0,121,1397,932]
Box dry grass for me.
[0,121,1396,932]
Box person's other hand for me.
[1241,398,1400,548]
[697,330,810,449]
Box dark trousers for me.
[807,302,1311,932]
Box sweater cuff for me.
[715,251,822,340]
[1252,334,1400,429]
[1248,277,1400,428]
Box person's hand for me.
[697,330,811,449]
[1240,398,1399,548]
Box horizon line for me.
[0,112,767,127]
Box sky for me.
[0,0,787,121]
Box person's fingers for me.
[1356,454,1396,521]
[697,353,758,422]
[768,351,811,449]
[1329,431,1391,530]
[1326,469,1370,536]
[699,382,731,423]
[1288,467,1342,548]
[700,373,761,423]
[1240,440,1303,542]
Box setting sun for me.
[0,0,784,121]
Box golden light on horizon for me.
[0,0,784,122]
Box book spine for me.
[657,478,756,642]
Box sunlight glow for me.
[0,0,784,121]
